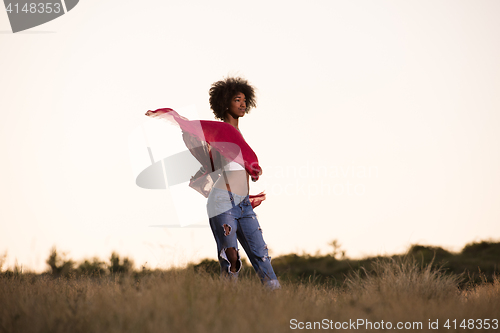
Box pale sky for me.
[1,0,499,273]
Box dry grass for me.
[1,259,499,333]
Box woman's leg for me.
[236,200,280,289]
[207,188,242,279]
[209,213,242,278]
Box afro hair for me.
[209,77,257,121]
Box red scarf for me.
[147,108,266,209]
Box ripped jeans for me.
[207,187,280,290]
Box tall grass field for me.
[1,245,499,332]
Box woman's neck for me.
[224,114,239,131]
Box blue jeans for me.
[207,187,280,290]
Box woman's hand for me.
[250,166,263,182]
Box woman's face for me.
[227,92,246,119]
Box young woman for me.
[206,77,280,290]
[145,77,280,290]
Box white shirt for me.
[223,160,245,171]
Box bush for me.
[461,241,500,258]
[46,247,75,277]
[108,252,134,274]
[77,257,106,276]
